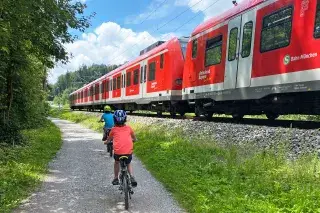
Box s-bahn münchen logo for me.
[283,54,291,65]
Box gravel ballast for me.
[128,115,320,158]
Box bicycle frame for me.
[119,158,134,210]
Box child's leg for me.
[127,163,137,187]
[127,163,133,176]
[114,160,120,179]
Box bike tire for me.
[123,175,129,210]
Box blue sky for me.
[50,0,239,83]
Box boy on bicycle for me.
[105,110,138,187]
[99,105,114,147]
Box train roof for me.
[192,0,265,37]
[70,37,181,95]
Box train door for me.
[121,70,126,100]
[99,82,102,102]
[139,60,147,99]
[224,9,256,89]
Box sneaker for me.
[130,176,137,187]
[112,178,119,185]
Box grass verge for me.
[0,120,62,212]
[50,108,320,213]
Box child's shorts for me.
[114,154,132,164]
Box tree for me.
[0,0,93,144]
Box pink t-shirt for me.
[109,125,134,155]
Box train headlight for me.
[175,78,182,85]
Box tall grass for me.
[0,120,62,212]
[132,124,320,212]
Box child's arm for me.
[131,130,137,142]
[105,129,113,144]
[106,135,113,143]
[99,115,104,122]
[128,126,137,142]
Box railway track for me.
[77,110,320,130]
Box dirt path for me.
[14,118,184,213]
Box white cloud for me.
[175,0,241,21]
[49,22,158,83]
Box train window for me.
[122,74,126,88]
[192,39,198,58]
[228,27,238,61]
[127,72,131,87]
[144,65,147,82]
[134,69,139,85]
[260,6,293,52]
[180,41,187,59]
[106,80,109,92]
[101,82,104,94]
[113,78,116,90]
[117,76,121,89]
[160,54,164,69]
[95,85,99,95]
[241,21,253,58]
[205,35,223,66]
[140,67,143,83]
[148,62,156,81]
[315,0,320,38]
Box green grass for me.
[50,108,320,213]
[133,125,320,213]
[0,120,62,212]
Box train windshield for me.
[179,37,189,59]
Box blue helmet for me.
[113,110,127,124]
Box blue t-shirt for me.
[101,113,114,129]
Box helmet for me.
[104,105,112,112]
[113,110,127,124]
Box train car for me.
[70,37,190,116]
[182,0,320,120]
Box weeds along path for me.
[14,118,184,213]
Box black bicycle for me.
[118,156,134,210]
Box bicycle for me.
[118,156,134,210]
[99,123,113,157]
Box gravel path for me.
[14,118,184,213]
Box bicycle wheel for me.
[123,174,129,210]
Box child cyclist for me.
[99,105,114,148]
[105,110,138,187]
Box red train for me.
[70,0,320,120]
[70,37,190,116]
